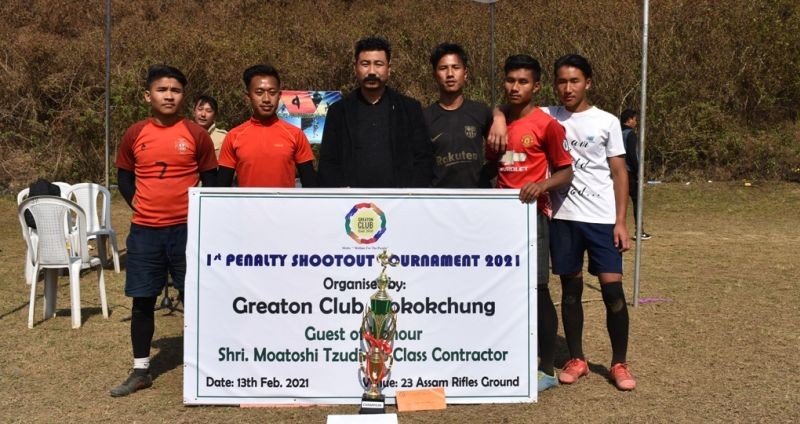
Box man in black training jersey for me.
[423,43,493,188]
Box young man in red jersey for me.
[217,64,316,188]
[112,65,218,397]
[485,54,573,392]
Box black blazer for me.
[318,87,433,188]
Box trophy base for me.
[359,394,386,414]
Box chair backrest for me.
[65,183,111,233]
[18,197,89,266]
[53,182,73,199]
[17,188,30,205]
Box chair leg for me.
[27,231,39,285]
[69,262,82,329]
[25,250,34,285]
[28,272,38,329]
[43,269,58,320]
[109,232,121,273]
[98,266,108,319]
[96,235,109,268]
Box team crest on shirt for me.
[174,138,189,154]
[464,125,477,139]
[521,134,533,147]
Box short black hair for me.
[354,36,391,62]
[242,64,281,90]
[554,54,593,80]
[430,43,469,69]
[145,64,187,88]
[503,54,542,82]
[195,95,218,113]
[620,109,638,124]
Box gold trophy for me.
[358,249,398,414]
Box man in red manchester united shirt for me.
[484,54,573,392]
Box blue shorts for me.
[125,223,187,298]
[549,219,623,276]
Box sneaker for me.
[558,358,589,384]
[110,369,153,397]
[632,232,652,241]
[609,363,636,391]
[537,370,559,392]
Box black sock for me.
[560,276,585,360]
[537,284,558,375]
[601,282,629,365]
[131,297,157,360]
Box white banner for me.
[183,188,537,405]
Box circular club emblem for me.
[345,203,386,244]
[521,134,533,147]
[174,138,190,154]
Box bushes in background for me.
[0,0,798,190]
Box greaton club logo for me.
[344,203,386,244]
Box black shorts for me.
[125,223,187,298]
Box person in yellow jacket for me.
[192,95,228,158]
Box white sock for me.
[133,357,150,370]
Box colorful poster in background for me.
[277,91,342,143]
[183,188,538,406]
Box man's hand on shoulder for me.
[487,107,508,153]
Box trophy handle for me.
[360,309,371,335]
[384,352,394,373]
[358,350,367,374]
[384,311,397,341]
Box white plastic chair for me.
[18,196,108,329]
[19,183,75,283]
[53,182,73,198]
[65,183,121,273]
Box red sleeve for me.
[544,120,572,168]
[217,131,237,169]
[293,128,315,164]
[186,119,219,171]
[115,120,148,171]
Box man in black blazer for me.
[318,36,433,188]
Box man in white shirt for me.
[542,54,635,391]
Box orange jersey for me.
[116,118,217,227]
[218,116,315,187]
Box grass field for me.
[1,182,798,423]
